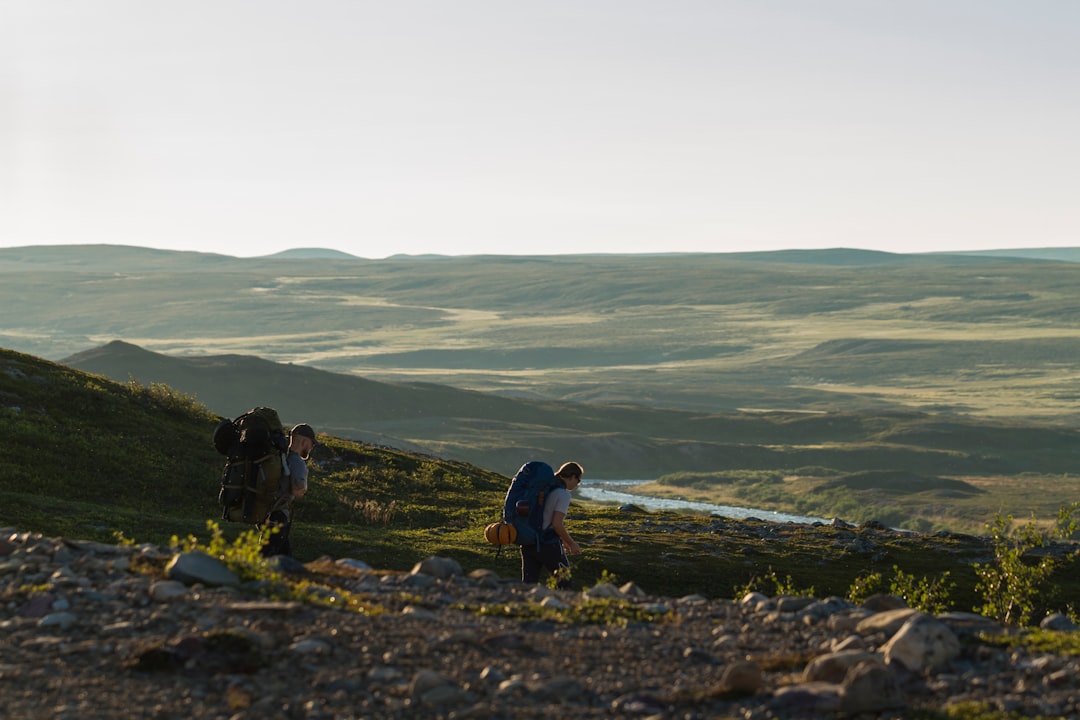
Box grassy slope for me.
[2,346,1079,618]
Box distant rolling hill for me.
[940,247,1080,263]
[0,243,241,271]
[726,248,997,266]
[266,247,362,260]
[734,246,1080,266]
[61,340,1080,481]
[9,243,1080,425]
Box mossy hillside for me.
[2,346,1080,620]
[0,347,488,531]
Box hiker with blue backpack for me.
[517,461,584,589]
[487,460,586,588]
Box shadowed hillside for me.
[62,340,1080,478]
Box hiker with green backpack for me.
[214,408,317,557]
[261,422,317,557]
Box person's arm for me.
[550,510,580,555]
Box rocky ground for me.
[2,529,1079,720]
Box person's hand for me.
[565,539,581,556]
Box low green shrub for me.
[848,565,955,614]
[737,569,815,599]
[974,503,1080,626]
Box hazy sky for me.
[3,1,1078,258]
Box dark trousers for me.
[520,541,571,589]
[261,510,293,557]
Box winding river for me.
[576,479,829,525]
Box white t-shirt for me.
[542,486,571,530]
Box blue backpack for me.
[502,461,562,547]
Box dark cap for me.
[291,423,317,442]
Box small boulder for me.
[1040,613,1079,632]
[166,551,240,587]
[718,661,763,695]
[802,650,879,683]
[411,556,462,579]
[855,607,921,636]
[840,660,904,713]
[880,615,960,673]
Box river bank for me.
[577,479,830,525]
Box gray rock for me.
[881,615,961,672]
[770,682,842,713]
[799,596,854,621]
[165,551,240,587]
[149,580,188,601]
[1040,613,1079,632]
[611,693,668,714]
[477,666,507,685]
[526,585,555,600]
[411,669,454,697]
[802,650,879,683]
[683,646,719,665]
[856,607,921,636]
[829,635,867,652]
[38,611,77,629]
[495,678,529,698]
[740,591,769,607]
[336,557,372,570]
[776,595,816,613]
[410,670,469,708]
[412,556,462,579]
[401,606,439,620]
[712,633,738,650]
[827,610,871,633]
[403,572,437,588]
[290,638,332,654]
[840,660,904,713]
[719,660,763,694]
[468,568,500,587]
[584,582,622,599]
[539,596,569,610]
